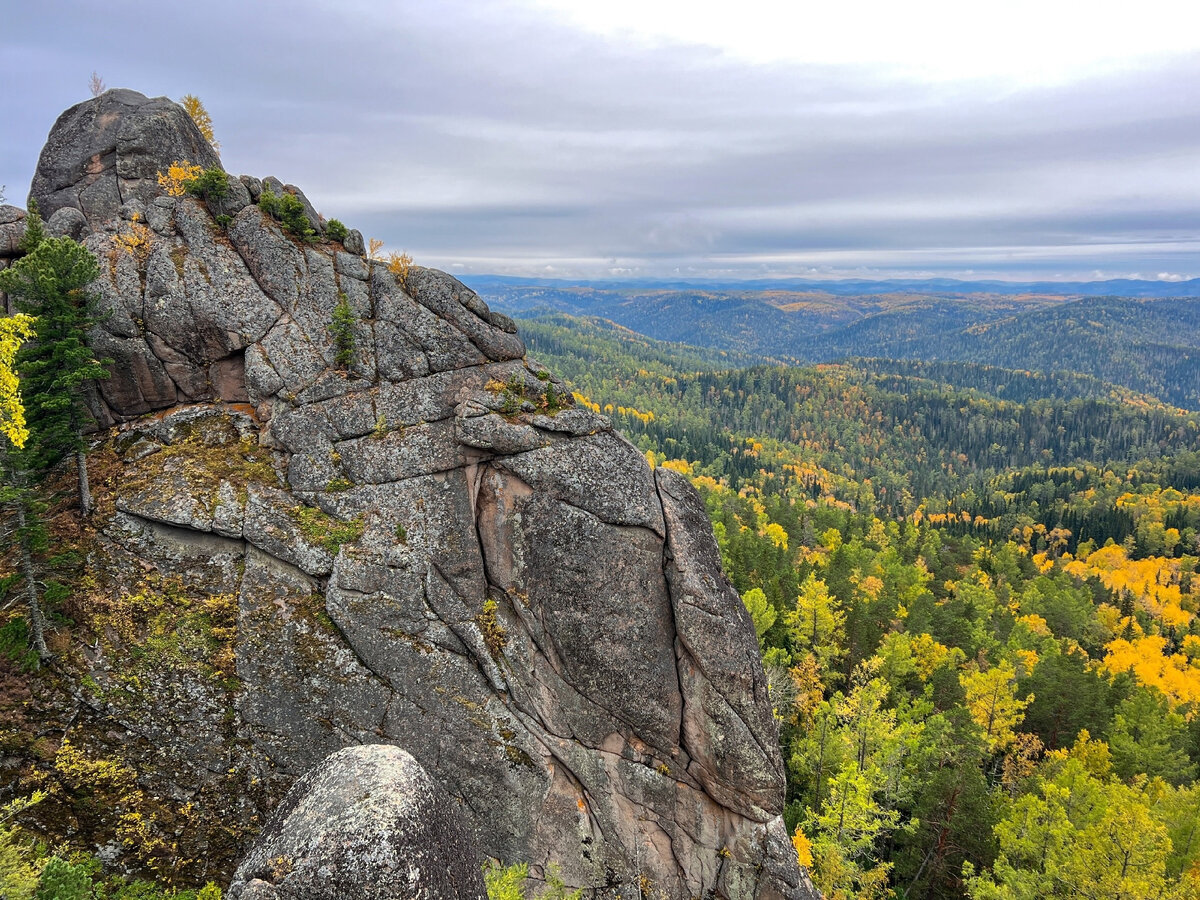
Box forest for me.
[480,284,1200,409]
[516,311,1200,900]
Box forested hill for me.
[518,313,1200,523]
[474,281,1200,409]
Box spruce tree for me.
[0,201,111,514]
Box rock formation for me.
[10,90,814,899]
[228,745,487,900]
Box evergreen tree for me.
[0,202,111,514]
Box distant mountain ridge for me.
[467,273,1200,298]
[471,278,1200,409]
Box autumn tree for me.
[0,313,49,662]
[961,661,1033,754]
[180,94,218,150]
[786,573,845,675]
[0,315,35,449]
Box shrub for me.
[330,292,356,367]
[157,161,203,197]
[326,219,349,243]
[387,251,413,287]
[477,598,508,658]
[259,189,315,242]
[111,213,152,262]
[184,166,229,201]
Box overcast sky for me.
[4,0,1200,282]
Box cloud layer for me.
[4,1,1200,280]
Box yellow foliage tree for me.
[0,314,35,448]
[961,661,1033,752]
[157,160,204,197]
[180,94,218,150]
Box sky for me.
[4,0,1200,282]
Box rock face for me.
[17,91,814,899]
[228,745,486,900]
[30,88,220,226]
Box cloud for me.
[3,1,1200,280]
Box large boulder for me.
[228,745,486,900]
[14,91,816,900]
[29,88,221,227]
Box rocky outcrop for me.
[16,91,814,899]
[228,745,486,900]
[30,88,220,226]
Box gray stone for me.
[46,205,89,240]
[228,745,486,900]
[239,174,262,202]
[30,89,220,228]
[0,206,26,255]
[495,430,666,534]
[404,267,526,361]
[342,228,365,256]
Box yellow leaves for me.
[660,458,693,475]
[180,94,218,149]
[572,392,600,413]
[0,313,35,448]
[763,521,789,550]
[961,661,1033,752]
[1102,634,1200,710]
[792,826,814,869]
[386,250,413,285]
[614,404,655,425]
[157,160,204,197]
[368,237,385,260]
[1015,613,1051,637]
[1013,648,1040,677]
[111,212,152,262]
[1067,543,1196,632]
[111,213,152,270]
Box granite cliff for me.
[0,90,814,900]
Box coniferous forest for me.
[512,310,1200,900]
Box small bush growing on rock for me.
[157,161,204,197]
[184,166,229,201]
[111,214,152,263]
[387,251,413,288]
[326,219,349,243]
[477,598,508,659]
[329,292,356,367]
[259,189,315,242]
[483,861,581,900]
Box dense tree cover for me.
[522,314,1200,899]
[521,315,1200,521]
[482,285,1200,407]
